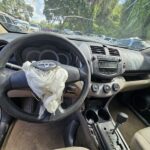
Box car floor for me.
[2,98,147,150]
[2,120,66,150]
[109,97,146,145]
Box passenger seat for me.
[131,127,150,150]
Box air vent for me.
[108,48,119,56]
[90,45,105,55]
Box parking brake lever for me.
[112,112,128,134]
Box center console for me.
[88,45,126,98]
[72,44,129,149]
[84,100,129,150]
[94,121,128,150]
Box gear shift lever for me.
[112,112,128,134]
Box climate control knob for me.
[103,84,111,93]
[112,83,120,92]
[91,84,99,92]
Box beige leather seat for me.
[55,147,89,150]
[131,127,150,150]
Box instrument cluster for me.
[17,45,74,65]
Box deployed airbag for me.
[22,61,68,113]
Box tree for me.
[120,0,150,39]
[0,0,34,21]
[43,0,120,35]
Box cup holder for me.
[98,109,110,121]
[85,110,98,124]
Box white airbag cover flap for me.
[22,61,68,113]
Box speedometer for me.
[58,53,69,65]
[39,50,59,61]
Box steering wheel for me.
[0,33,91,122]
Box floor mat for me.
[109,98,146,145]
[3,120,65,150]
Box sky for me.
[119,0,126,4]
[25,0,45,22]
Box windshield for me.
[0,0,150,50]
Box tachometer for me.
[22,47,39,62]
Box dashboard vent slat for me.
[108,48,120,56]
[90,46,105,55]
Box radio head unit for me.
[92,55,125,78]
[98,61,118,69]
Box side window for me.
[5,16,12,24]
[0,15,6,23]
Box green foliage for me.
[43,0,122,36]
[39,21,55,29]
[0,0,34,21]
[120,0,150,39]
[43,0,150,40]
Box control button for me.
[91,84,99,92]
[103,85,111,93]
[112,83,120,92]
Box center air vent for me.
[108,48,119,56]
[90,45,105,55]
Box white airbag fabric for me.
[22,61,68,113]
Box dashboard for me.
[1,33,150,98]
[1,33,150,75]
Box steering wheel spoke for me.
[0,67,15,79]
[35,104,51,120]
[9,70,29,89]
[7,64,86,89]
[61,64,87,83]
[0,68,16,92]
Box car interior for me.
[0,23,150,150]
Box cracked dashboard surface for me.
[1,33,150,98]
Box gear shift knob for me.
[112,112,128,134]
[116,112,128,124]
